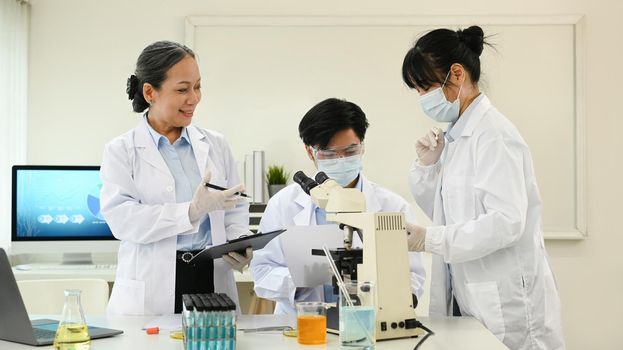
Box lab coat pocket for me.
[204,157,227,186]
[444,175,476,223]
[465,281,505,341]
[108,277,145,316]
[207,168,228,188]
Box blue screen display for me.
[15,169,113,238]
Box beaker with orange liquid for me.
[296,302,327,345]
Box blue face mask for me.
[419,71,463,123]
[316,155,362,187]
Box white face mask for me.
[316,155,362,187]
[419,71,462,123]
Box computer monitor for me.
[11,165,119,264]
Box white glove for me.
[415,127,445,166]
[188,171,245,222]
[222,247,253,273]
[406,222,427,252]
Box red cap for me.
[146,327,159,335]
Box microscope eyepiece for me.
[315,172,330,184]
[293,171,319,195]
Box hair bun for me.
[457,26,485,56]
[126,74,139,100]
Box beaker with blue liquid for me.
[339,281,376,350]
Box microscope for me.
[293,171,424,340]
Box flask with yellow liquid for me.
[53,289,91,350]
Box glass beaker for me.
[296,301,327,345]
[53,289,91,350]
[339,281,376,350]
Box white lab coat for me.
[101,120,249,316]
[409,94,564,350]
[249,174,426,315]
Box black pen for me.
[204,182,250,198]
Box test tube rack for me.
[182,293,237,350]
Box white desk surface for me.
[0,314,508,350]
[12,267,117,282]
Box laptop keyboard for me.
[33,327,56,340]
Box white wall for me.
[188,16,580,239]
[22,0,623,349]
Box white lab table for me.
[0,315,508,349]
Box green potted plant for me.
[266,165,290,198]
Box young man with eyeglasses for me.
[249,98,426,315]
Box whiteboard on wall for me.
[185,15,585,239]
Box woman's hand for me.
[416,127,445,166]
[406,222,427,252]
[188,171,244,222]
[222,247,253,273]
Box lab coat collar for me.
[361,175,382,213]
[143,114,191,148]
[291,174,380,225]
[187,124,210,176]
[133,119,170,174]
[293,188,314,225]
[134,118,210,177]
[446,93,491,141]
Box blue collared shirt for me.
[144,116,212,251]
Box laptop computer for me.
[0,248,123,346]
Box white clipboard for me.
[281,224,347,288]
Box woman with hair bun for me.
[100,41,253,315]
[402,26,565,349]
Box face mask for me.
[316,155,362,187]
[419,71,462,123]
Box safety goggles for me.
[311,143,364,160]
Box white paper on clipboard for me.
[281,224,347,288]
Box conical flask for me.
[53,289,91,350]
